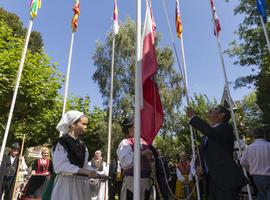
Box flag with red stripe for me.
[72,0,80,32]
[113,0,119,34]
[210,0,221,36]
[141,4,164,144]
[175,0,183,38]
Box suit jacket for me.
[190,116,247,190]
[0,154,19,191]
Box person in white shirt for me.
[50,110,106,200]
[89,150,107,200]
[240,128,270,200]
[0,142,28,200]
[117,117,153,200]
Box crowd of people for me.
[0,106,269,200]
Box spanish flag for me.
[175,0,182,38]
[72,0,80,32]
[30,0,41,19]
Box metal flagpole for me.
[106,35,116,172]
[0,19,33,165]
[134,0,142,198]
[259,16,270,56]
[161,0,185,81]
[209,1,253,199]
[180,36,201,200]
[161,0,201,197]
[61,31,75,136]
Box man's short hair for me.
[253,128,265,139]
[217,105,231,123]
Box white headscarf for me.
[56,110,84,134]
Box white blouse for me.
[116,139,134,170]
[52,143,94,174]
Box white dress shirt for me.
[240,139,270,176]
[116,139,134,170]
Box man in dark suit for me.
[186,105,247,200]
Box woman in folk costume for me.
[31,147,53,176]
[22,147,53,198]
[89,150,107,200]
[175,152,195,199]
[117,117,153,200]
[50,110,103,200]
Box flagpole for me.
[259,16,270,56]
[106,35,116,172]
[209,1,252,199]
[134,0,141,199]
[180,36,201,200]
[61,31,75,136]
[0,19,33,165]
[161,0,185,80]
[161,0,201,197]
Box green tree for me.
[154,94,217,161]
[0,10,109,154]
[0,8,43,53]
[226,0,270,124]
[0,19,62,146]
[92,17,183,137]
[235,92,263,137]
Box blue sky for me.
[0,0,252,109]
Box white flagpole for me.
[180,36,201,200]
[134,0,142,198]
[106,35,116,172]
[259,16,270,56]
[161,0,201,197]
[209,1,252,199]
[61,32,75,136]
[161,0,185,81]
[0,19,33,165]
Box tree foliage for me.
[226,0,270,123]
[0,19,62,145]
[0,15,108,151]
[92,17,183,137]
[0,8,44,53]
[235,92,263,137]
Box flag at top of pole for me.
[210,0,221,36]
[256,0,267,23]
[113,0,119,35]
[175,0,183,38]
[141,3,164,144]
[72,0,80,32]
[30,0,41,19]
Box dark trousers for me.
[109,181,122,200]
[126,189,150,200]
[0,176,15,200]
[253,175,270,200]
[157,176,168,200]
[206,175,240,200]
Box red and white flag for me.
[113,0,119,35]
[210,0,221,36]
[141,4,163,144]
